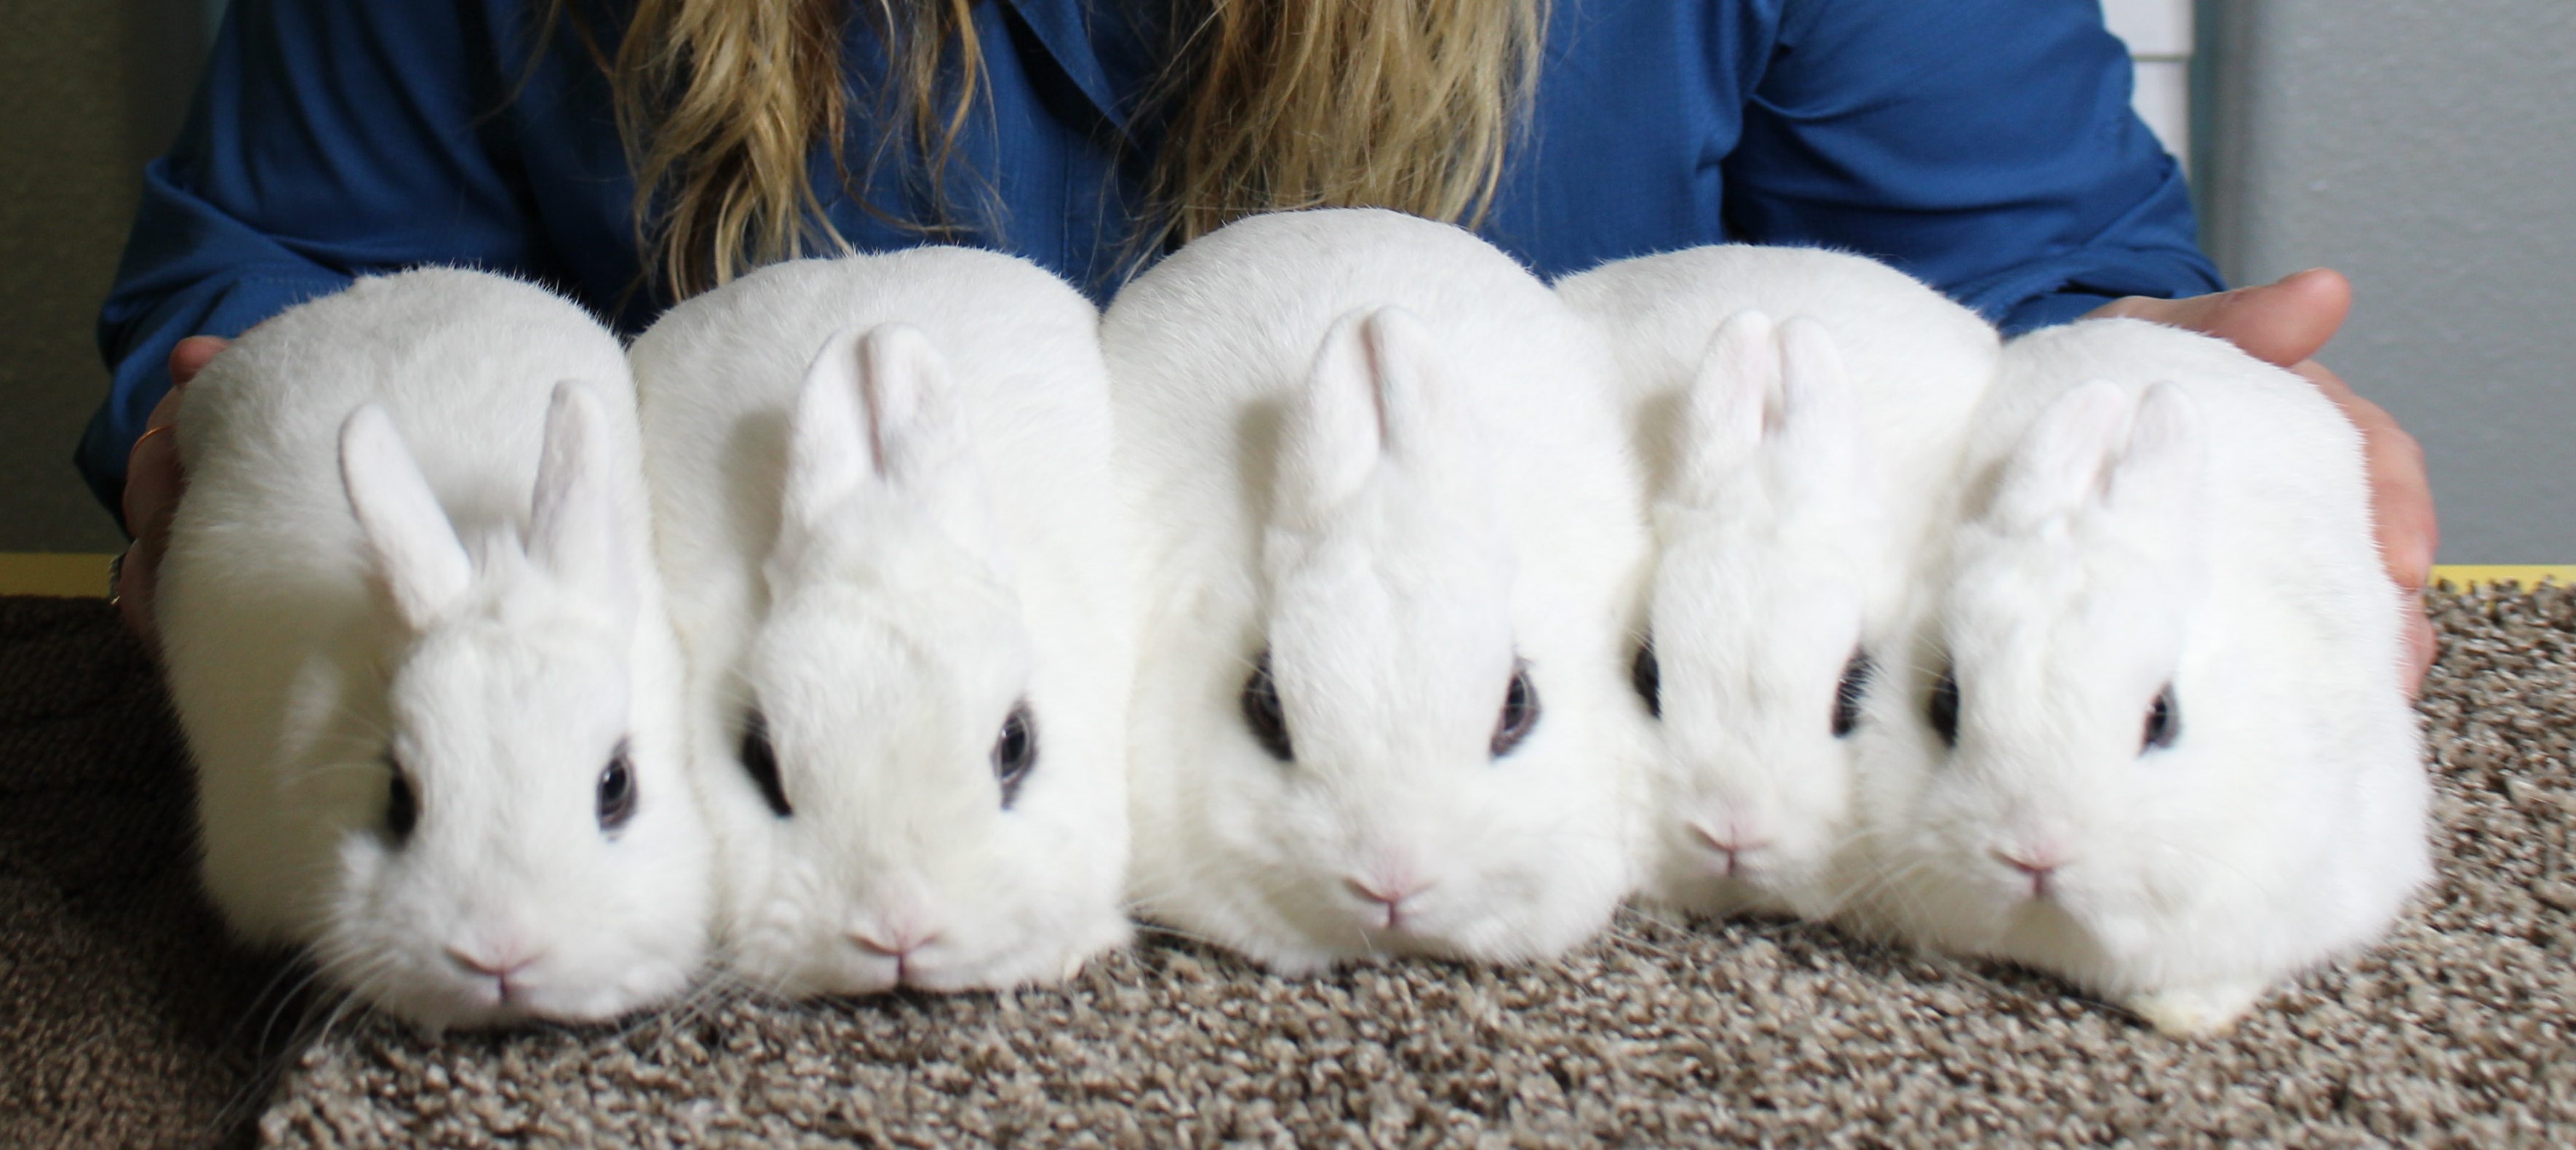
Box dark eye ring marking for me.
[1242,649,1294,762]
[1833,649,1875,738]
[597,739,638,834]
[993,702,1037,807]
[383,756,418,844]
[2142,682,2182,752]
[1632,637,1661,719]
[1928,667,1961,749]
[738,709,794,818]
[1491,662,1542,759]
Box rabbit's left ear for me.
[527,380,639,624]
[1672,309,1777,507]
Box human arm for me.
[1723,0,2222,331]
[83,0,567,523]
[112,337,228,642]
[90,0,579,640]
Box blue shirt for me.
[83,0,2222,522]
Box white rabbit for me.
[158,268,711,1029]
[630,249,1133,997]
[1104,208,1655,972]
[1849,317,2430,1036]
[1554,247,1998,921]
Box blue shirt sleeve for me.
[1723,0,2222,332]
[81,0,553,527]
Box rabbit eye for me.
[2142,683,2182,752]
[739,709,793,818]
[1490,663,1542,758]
[1241,649,1293,762]
[1833,649,1874,738]
[1928,668,1961,748]
[992,703,1037,808]
[383,756,418,844]
[1631,637,1661,719]
[597,740,638,834]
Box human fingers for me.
[117,336,232,644]
[2086,268,2352,370]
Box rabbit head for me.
[1635,312,1891,921]
[710,324,1131,997]
[326,381,711,1029]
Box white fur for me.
[1105,208,1655,971]
[1851,317,2431,1035]
[1555,247,1998,919]
[631,249,1133,998]
[159,268,711,1029]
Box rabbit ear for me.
[783,327,874,531]
[2103,380,2208,524]
[1277,306,1486,527]
[1993,379,2132,530]
[1768,316,1863,504]
[1672,310,1777,506]
[1276,309,1393,521]
[786,324,976,515]
[1355,307,1456,466]
[858,324,998,556]
[784,323,1000,561]
[527,380,636,614]
[340,404,471,631]
[856,324,975,490]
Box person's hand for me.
[116,335,231,646]
[2087,268,2439,695]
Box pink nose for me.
[1347,874,1432,905]
[1992,846,2067,896]
[849,925,942,959]
[446,945,539,999]
[1345,874,1434,930]
[1690,820,1771,877]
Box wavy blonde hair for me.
[543,0,1544,299]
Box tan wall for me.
[0,0,200,551]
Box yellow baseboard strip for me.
[2428,564,2576,590]
[4,554,2572,599]
[0,553,117,598]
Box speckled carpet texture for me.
[4,588,2571,1148]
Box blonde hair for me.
[544,0,1544,299]
[1143,0,1545,255]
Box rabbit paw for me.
[2124,982,2267,1037]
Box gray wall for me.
[0,0,203,552]
[2196,0,2576,562]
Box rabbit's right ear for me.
[783,327,874,532]
[1672,310,1777,506]
[340,404,471,631]
[1992,380,2132,531]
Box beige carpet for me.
[4,589,2570,1147]
[0,598,290,1150]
